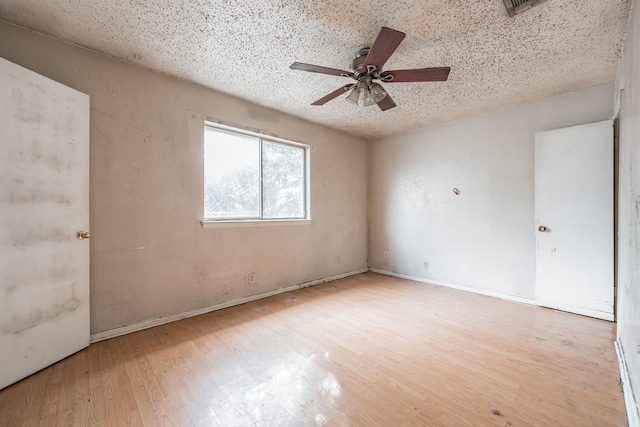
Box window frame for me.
[202,121,311,226]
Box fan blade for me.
[377,92,397,111]
[380,67,451,82]
[290,62,353,77]
[311,85,354,106]
[364,27,406,70]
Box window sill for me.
[201,219,312,229]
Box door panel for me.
[0,58,90,389]
[535,120,613,321]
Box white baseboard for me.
[534,300,614,321]
[90,268,369,343]
[369,268,537,306]
[615,340,640,427]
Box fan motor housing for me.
[350,47,377,79]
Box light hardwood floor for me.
[0,273,627,426]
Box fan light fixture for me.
[345,78,388,107]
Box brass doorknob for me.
[77,231,91,240]
[538,225,547,232]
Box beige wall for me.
[0,21,368,334]
[616,0,640,421]
[369,83,614,300]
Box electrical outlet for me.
[384,251,389,258]
[337,255,342,264]
[248,272,256,284]
[424,261,429,270]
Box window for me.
[204,123,309,222]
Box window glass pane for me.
[262,141,305,219]
[204,128,260,218]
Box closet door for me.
[0,58,90,389]
[535,120,614,321]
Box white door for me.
[0,58,90,389]
[535,120,614,321]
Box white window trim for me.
[201,219,312,229]
[202,121,311,226]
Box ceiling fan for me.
[290,27,451,111]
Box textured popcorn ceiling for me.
[0,0,631,139]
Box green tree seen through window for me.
[204,126,307,220]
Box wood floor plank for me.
[37,360,63,419]
[0,273,628,426]
[97,337,143,426]
[86,344,108,426]
[58,355,77,412]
